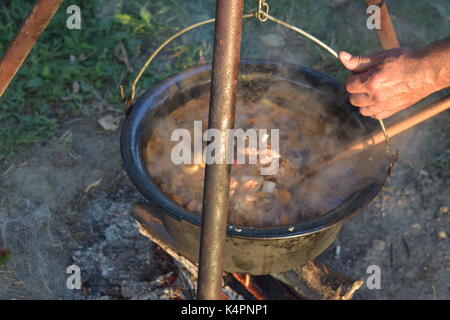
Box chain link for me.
[257,0,269,22]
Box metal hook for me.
[257,0,269,22]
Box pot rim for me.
[120,60,388,239]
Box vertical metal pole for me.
[0,0,64,97]
[365,0,400,49]
[197,0,244,300]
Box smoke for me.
[144,64,391,228]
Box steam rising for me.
[144,65,388,228]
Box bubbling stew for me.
[145,82,383,227]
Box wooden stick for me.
[303,96,450,177]
[231,273,266,300]
[364,0,400,49]
[348,96,450,152]
[271,260,364,300]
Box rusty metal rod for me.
[197,0,244,300]
[0,0,64,97]
[303,95,450,178]
[364,0,400,50]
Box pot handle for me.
[131,202,179,252]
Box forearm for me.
[416,37,450,92]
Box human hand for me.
[339,48,442,119]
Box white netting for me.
[0,204,71,299]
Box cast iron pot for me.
[121,60,388,275]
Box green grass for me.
[0,0,449,156]
[0,0,213,156]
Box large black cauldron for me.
[121,61,388,274]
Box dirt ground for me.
[321,102,450,300]
[0,91,448,299]
[0,119,176,299]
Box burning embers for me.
[170,120,280,175]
